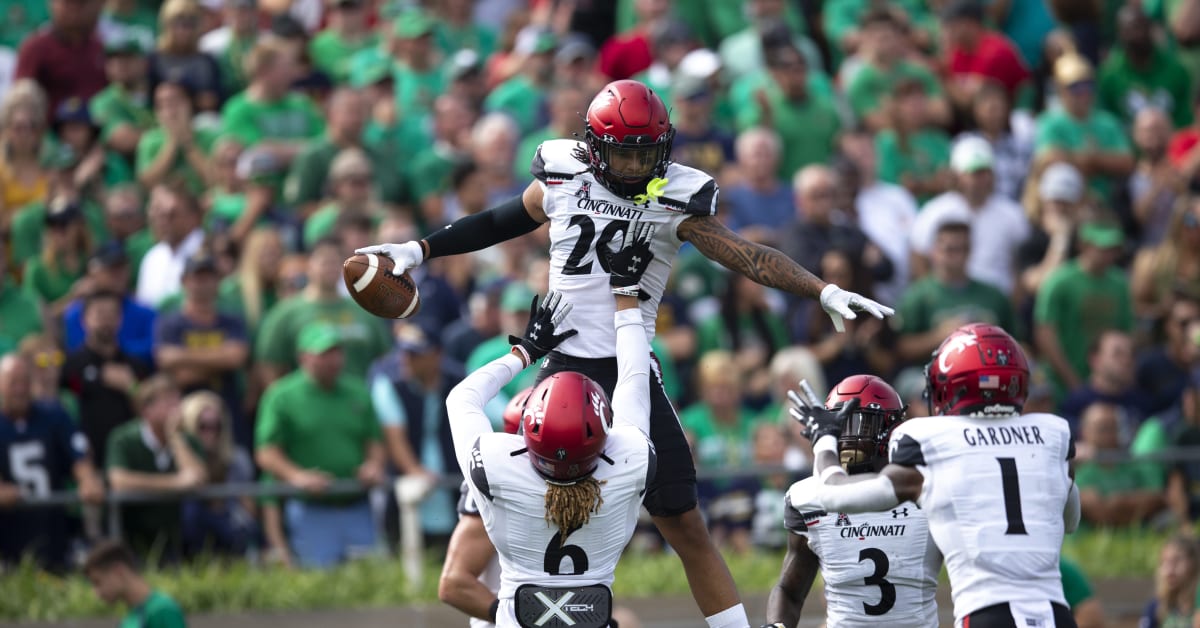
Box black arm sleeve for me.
[422,195,543,259]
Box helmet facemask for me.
[837,403,906,473]
[584,126,675,200]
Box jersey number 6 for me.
[544,529,589,576]
[563,216,630,276]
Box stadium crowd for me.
[0,0,1196,600]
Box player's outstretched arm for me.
[677,215,894,332]
[764,533,820,628]
[446,290,576,468]
[607,222,656,436]
[356,182,548,276]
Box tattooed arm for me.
[676,215,828,298]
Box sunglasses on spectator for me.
[31,350,64,368]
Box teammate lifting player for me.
[361,79,892,628]
[794,324,1081,628]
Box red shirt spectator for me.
[940,0,1030,103]
[596,0,670,80]
[15,0,107,115]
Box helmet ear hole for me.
[585,422,594,439]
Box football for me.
[343,253,421,319]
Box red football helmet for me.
[522,372,613,484]
[502,387,533,435]
[583,80,675,199]
[925,323,1029,417]
[826,375,907,473]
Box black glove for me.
[604,221,656,298]
[789,387,860,444]
[509,291,578,364]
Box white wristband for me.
[820,465,848,483]
[814,434,839,457]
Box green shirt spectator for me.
[465,283,543,398]
[119,590,186,628]
[681,402,761,470]
[1059,557,1094,609]
[434,16,496,59]
[135,126,218,195]
[308,1,379,86]
[823,0,937,64]
[1098,46,1193,128]
[212,32,258,95]
[0,281,43,355]
[89,84,155,151]
[846,61,943,125]
[219,91,324,149]
[1035,96,1132,199]
[696,311,790,357]
[485,72,548,136]
[0,1,48,50]
[8,199,108,269]
[897,278,1017,340]
[22,256,84,308]
[255,295,391,381]
[875,128,952,202]
[388,10,444,122]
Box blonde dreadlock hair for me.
[544,477,606,543]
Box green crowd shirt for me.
[218,92,325,148]
[105,422,204,551]
[875,128,952,202]
[846,61,943,122]
[283,138,406,208]
[309,31,380,86]
[896,277,1017,338]
[22,256,85,305]
[1097,47,1194,128]
[680,404,762,470]
[484,74,545,136]
[1059,557,1093,608]
[8,200,109,268]
[88,85,156,145]
[255,370,382,481]
[1034,107,1131,198]
[0,283,43,355]
[119,590,187,628]
[734,77,841,181]
[254,295,391,379]
[135,127,219,196]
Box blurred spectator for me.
[939,0,1031,111]
[302,148,383,248]
[200,0,263,96]
[896,221,1016,364]
[513,85,586,179]
[758,346,823,470]
[718,1,821,83]
[1060,557,1107,628]
[465,281,539,398]
[781,165,890,290]
[1035,53,1133,199]
[804,248,896,384]
[440,50,490,111]
[382,9,443,122]
[696,273,789,402]
[219,37,324,166]
[1141,537,1199,627]
[9,146,95,270]
[408,94,477,229]
[0,353,104,573]
[441,278,504,371]
[216,227,282,338]
[723,127,791,235]
[1149,381,1200,526]
[178,391,255,557]
[376,215,463,337]
[748,423,793,551]
[84,540,188,627]
[137,79,217,196]
[1137,295,1200,417]
[838,127,919,306]
[1098,6,1193,129]
[669,72,735,181]
[55,97,130,192]
[0,248,42,356]
[957,82,1036,201]
[22,198,91,318]
[102,185,153,283]
[0,81,51,225]
[1035,221,1133,396]
[255,321,385,568]
[823,0,935,62]
[61,290,150,467]
[286,87,402,216]
[484,28,553,135]
[1132,197,1200,322]
[89,34,154,159]
[468,112,523,205]
[309,0,377,86]
[441,160,488,225]
[433,0,497,59]
[64,242,157,363]
[683,350,760,471]
[1167,93,1200,187]
[1075,401,1165,528]
[0,2,47,52]
[14,0,107,115]
[254,237,391,384]
[18,335,78,420]
[735,39,839,183]
[1129,108,1186,247]
[135,181,206,308]
[99,0,156,51]
[148,0,223,113]
[551,35,601,93]
[875,78,951,203]
[598,0,668,80]
[910,137,1031,295]
[845,8,949,132]
[1060,330,1153,436]
[154,251,250,446]
[371,319,463,546]
[1017,163,1088,303]
[105,375,208,561]
[636,19,696,98]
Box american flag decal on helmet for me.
[979,374,1000,389]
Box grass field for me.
[0,529,1162,622]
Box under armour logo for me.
[531,322,542,340]
[555,448,568,460]
[534,591,577,626]
[627,256,642,273]
[892,508,908,518]
[835,513,852,527]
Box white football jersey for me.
[457,486,501,628]
[785,477,941,628]
[888,413,1074,624]
[532,139,718,358]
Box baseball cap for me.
[393,9,436,39]
[1054,53,1094,86]
[183,251,219,275]
[554,36,595,65]
[1038,162,1084,203]
[296,322,342,354]
[1078,222,1125,248]
[445,49,482,82]
[677,48,722,82]
[45,197,82,227]
[395,320,442,353]
[514,27,557,56]
[950,136,994,173]
[90,241,130,269]
[673,75,711,101]
[940,0,985,21]
[55,98,93,126]
[501,282,535,313]
[104,32,148,56]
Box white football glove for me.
[819,283,895,333]
[354,241,424,277]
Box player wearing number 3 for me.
[763,375,942,628]
[362,79,892,628]
[798,324,1081,628]
[446,226,658,628]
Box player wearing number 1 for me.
[360,79,892,628]
[763,375,941,628]
[798,324,1082,628]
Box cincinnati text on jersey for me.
[576,196,647,220]
[838,523,908,539]
[961,425,1047,447]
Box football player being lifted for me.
[445,225,657,628]
[796,324,1081,628]
[764,375,942,628]
[361,79,892,628]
